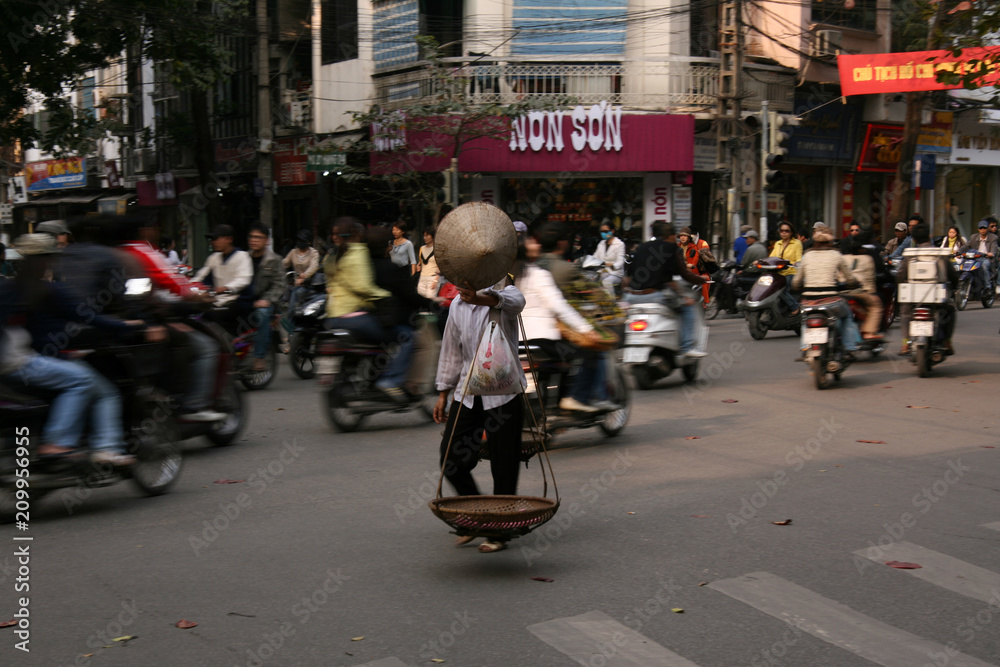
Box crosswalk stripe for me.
[528,610,702,666]
[853,541,1000,605]
[350,658,410,667]
[984,521,1000,532]
[709,572,995,667]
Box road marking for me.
[528,610,701,666]
[709,572,995,667]
[351,659,410,667]
[984,521,1000,532]
[853,541,1000,605]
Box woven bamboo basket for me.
[428,495,559,540]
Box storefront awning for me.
[17,192,103,206]
[97,193,137,215]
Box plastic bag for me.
[466,318,524,396]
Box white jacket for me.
[518,264,593,341]
[593,236,626,279]
[194,249,253,305]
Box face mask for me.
[601,231,612,240]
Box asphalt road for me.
[3,303,1000,667]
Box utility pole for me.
[717,0,744,256]
[760,99,769,242]
[257,0,274,228]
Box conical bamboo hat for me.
[435,202,517,291]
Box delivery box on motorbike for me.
[900,247,950,304]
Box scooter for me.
[519,339,630,440]
[744,257,800,340]
[316,315,439,432]
[287,275,327,380]
[800,295,856,389]
[0,330,183,521]
[901,248,955,376]
[706,261,752,319]
[954,251,995,310]
[622,284,708,389]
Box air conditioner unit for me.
[280,89,311,129]
[814,30,843,59]
[132,147,156,174]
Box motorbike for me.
[901,248,955,376]
[799,295,856,389]
[622,284,708,389]
[0,325,183,522]
[706,261,753,320]
[954,251,995,310]
[316,315,439,432]
[519,339,630,440]
[286,272,328,380]
[744,258,801,340]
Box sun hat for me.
[36,220,69,236]
[812,226,834,244]
[894,222,908,232]
[14,233,60,256]
[435,202,517,291]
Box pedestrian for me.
[390,221,417,275]
[733,225,752,263]
[433,278,526,554]
[416,226,441,299]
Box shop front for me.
[946,113,1000,238]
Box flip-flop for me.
[478,541,507,553]
[454,535,476,547]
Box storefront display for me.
[500,176,644,237]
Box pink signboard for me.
[371,111,694,174]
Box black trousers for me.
[439,395,524,497]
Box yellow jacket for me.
[770,238,802,275]
[326,243,390,318]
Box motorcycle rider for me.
[536,221,577,290]
[883,222,908,257]
[897,222,959,356]
[770,222,803,315]
[592,222,626,296]
[193,224,253,329]
[888,214,924,260]
[791,226,862,357]
[246,224,284,372]
[624,221,707,358]
[283,229,321,314]
[961,220,998,293]
[740,229,768,273]
[678,226,711,305]
[844,234,885,341]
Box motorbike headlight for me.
[303,300,323,317]
[758,275,774,286]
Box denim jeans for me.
[253,304,274,359]
[184,330,218,411]
[324,314,413,389]
[624,290,697,353]
[838,310,861,351]
[6,356,122,452]
[569,351,609,403]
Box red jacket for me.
[120,242,195,298]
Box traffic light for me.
[764,111,793,187]
[764,153,783,186]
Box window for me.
[322,0,359,64]
[512,0,627,58]
[811,0,878,33]
[79,77,96,119]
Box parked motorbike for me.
[0,330,183,521]
[519,339,630,439]
[800,296,855,389]
[287,272,328,380]
[744,258,800,340]
[954,251,995,310]
[622,284,708,389]
[316,315,438,432]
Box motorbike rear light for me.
[629,320,648,332]
[805,317,827,328]
[914,308,933,321]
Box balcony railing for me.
[373,59,795,114]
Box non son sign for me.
[510,101,623,153]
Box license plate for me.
[317,356,341,376]
[802,328,828,346]
[623,347,651,363]
[910,321,934,337]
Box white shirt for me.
[593,236,625,278]
[164,249,180,266]
[193,249,253,306]
[435,285,526,409]
[517,264,592,341]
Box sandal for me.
[478,540,507,553]
[454,535,476,547]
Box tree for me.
[346,36,574,223]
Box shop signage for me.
[509,102,623,153]
[916,112,953,154]
[10,176,27,203]
[857,121,955,172]
[155,173,176,200]
[672,186,691,228]
[1,203,12,225]
[104,160,121,188]
[306,153,346,171]
[643,174,672,236]
[839,47,1000,97]
[693,134,718,172]
[470,176,499,206]
[25,157,86,191]
[952,117,1000,166]
[785,100,861,164]
[274,136,317,186]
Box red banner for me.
[839,47,1000,97]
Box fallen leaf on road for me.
[691,515,711,518]
[112,636,137,642]
[698,582,709,586]
[819,469,827,472]
[175,620,197,629]
[982,446,996,449]
[0,620,15,628]
[275,408,285,410]
[82,654,93,658]
[906,406,930,409]
[227,612,256,617]
[431,660,446,664]
[885,561,922,569]
[772,519,792,526]
[627,512,636,515]
[531,577,555,582]
[671,608,684,613]
[685,436,701,440]
[856,440,887,444]
[835,465,844,467]
[213,479,245,484]
[351,636,365,641]
[883,386,893,388]
[722,399,738,403]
